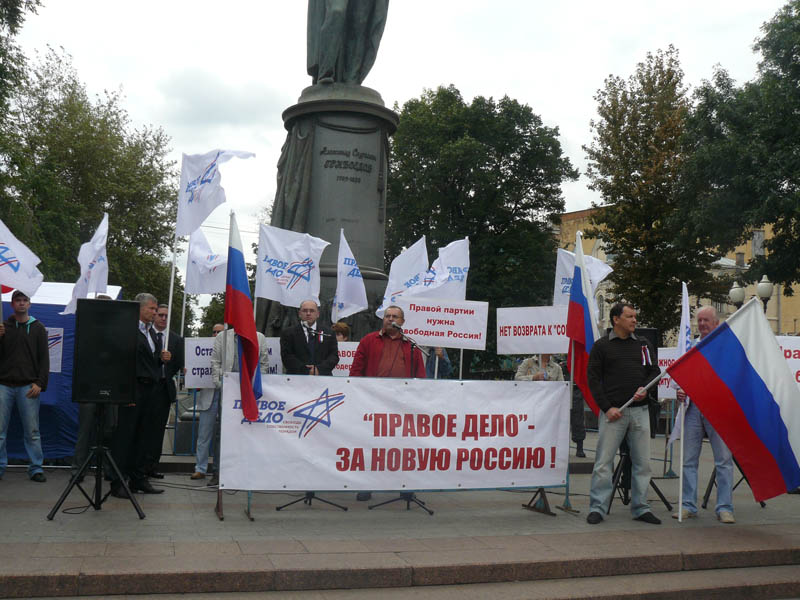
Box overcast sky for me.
[18,0,786,262]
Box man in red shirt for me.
[349,305,425,378]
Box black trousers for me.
[110,380,156,483]
[143,380,172,472]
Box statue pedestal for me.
[263,85,398,337]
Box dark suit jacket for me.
[152,329,184,402]
[280,323,338,376]
[137,327,161,381]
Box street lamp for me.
[756,275,774,311]
[728,281,745,309]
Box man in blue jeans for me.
[673,306,735,524]
[0,290,49,482]
[585,303,661,525]
[192,323,223,480]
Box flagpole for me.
[678,401,686,522]
[164,232,179,351]
[180,290,187,337]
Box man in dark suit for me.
[144,303,184,479]
[110,293,166,497]
[280,300,339,376]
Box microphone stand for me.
[368,323,434,515]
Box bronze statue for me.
[307,0,389,85]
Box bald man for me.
[674,306,735,524]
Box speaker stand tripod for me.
[607,448,672,514]
[47,404,145,520]
[369,492,434,515]
[276,491,348,512]
[702,457,766,509]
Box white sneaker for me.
[671,509,696,520]
[718,511,735,524]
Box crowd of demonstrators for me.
[586,303,662,525]
[674,306,736,524]
[0,290,49,482]
[280,300,339,377]
[191,323,223,481]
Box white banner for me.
[777,336,800,390]
[376,235,428,316]
[220,374,569,491]
[61,213,109,315]
[185,337,215,388]
[0,217,44,298]
[331,229,368,321]
[658,347,679,400]
[255,224,330,307]
[332,341,359,377]
[46,327,63,373]
[408,237,470,302]
[264,337,283,375]
[186,228,226,294]
[497,306,568,355]
[397,298,488,350]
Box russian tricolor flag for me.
[566,231,601,415]
[668,297,800,501]
[224,213,262,422]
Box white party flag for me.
[332,229,368,321]
[255,224,330,307]
[669,282,692,446]
[376,235,428,317]
[185,228,226,294]
[553,248,613,305]
[61,213,109,315]
[175,149,255,236]
[0,217,44,298]
[409,237,470,301]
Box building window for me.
[753,230,765,257]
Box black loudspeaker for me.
[73,298,139,404]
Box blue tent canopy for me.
[2,283,122,460]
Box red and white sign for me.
[220,375,569,491]
[497,306,568,355]
[333,341,359,377]
[777,336,800,389]
[657,347,679,400]
[396,298,488,351]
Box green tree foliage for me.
[0,0,39,116]
[584,47,729,342]
[0,49,187,327]
[681,1,800,292]
[387,85,577,372]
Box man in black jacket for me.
[280,300,338,376]
[0,290,49,482]
[585,303,662,525]
[143,304,183,479]
[109,293,166,497]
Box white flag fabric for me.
[409,237,470,301]
[61,213,109,315]
[332,229,368,321]
[376,235,428,317]
[669,282,692,446]
[175,149,255,236]
[255,224,330,307]
[553,248,613,305]
[0,218,44,298]
[186,228,227,294]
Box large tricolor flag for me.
[61,213,109,315]
[0,217,44,298]
[224,213,262,422]
[176,149,255,237]
[566,231,601,415]
[667,297,800,501]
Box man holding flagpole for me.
[673,306,735,523]
[585,303,661,525]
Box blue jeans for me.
[589,404,652,517]
[681,401,733,515]
[194,389,219,474]
[0,383,44,477]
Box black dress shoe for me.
[634,512,661,524]
[586,511,603,524]
[110,482,130,499]
[148,471,165,479]
[130,479,164,494]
